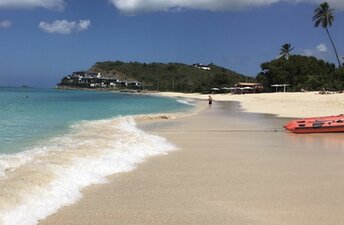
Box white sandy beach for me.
[156,91,344,118]
[40,92,344,225]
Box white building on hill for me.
[193,63,211,70]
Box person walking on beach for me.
[208,95,213,108]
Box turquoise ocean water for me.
[0,87,193,225]
[0,87,190,154]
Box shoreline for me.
[55,87,344,118]
[40,100,344,225]
[154,91,344,118]
[0,89,199,225]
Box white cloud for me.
[38,19,91,34]
[108,0,344,14]
[0,20,12,28]
[316,43,328,53]
[302,43,329,57]
[0,0,65,10]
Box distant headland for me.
[57,61,254,93]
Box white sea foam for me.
[177,99,196,106]
[0,147,49,179]
[0,116,177,225]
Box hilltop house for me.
[71,71,102,79]
[193,63,211,70]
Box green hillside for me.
[89,61,254,92]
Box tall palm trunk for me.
[325,27,341,67]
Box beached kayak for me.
[283,114,344,133]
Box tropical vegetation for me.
[279,43,294,60]
[59,53,344,93]
[313,1,341,67]
[256,2,344,92]
[87,61,254,92]
[256,55,344,92]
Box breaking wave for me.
[176,99,196,106]
[0,116,177,225]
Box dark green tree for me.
[313,2,341,67]
[257,55,337,92]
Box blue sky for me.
[0,0,343,87]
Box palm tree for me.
[279,43,294,60]
[313,2,341,67]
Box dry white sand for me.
[156,92,344,118]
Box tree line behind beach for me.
[257,55,344,92]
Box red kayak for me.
[283,114,344,134]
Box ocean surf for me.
[0,116,178,225]
[0,88,194,225]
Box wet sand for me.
[41,101,344,225]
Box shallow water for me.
[0,88,193,225]
[0,88,191,153]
